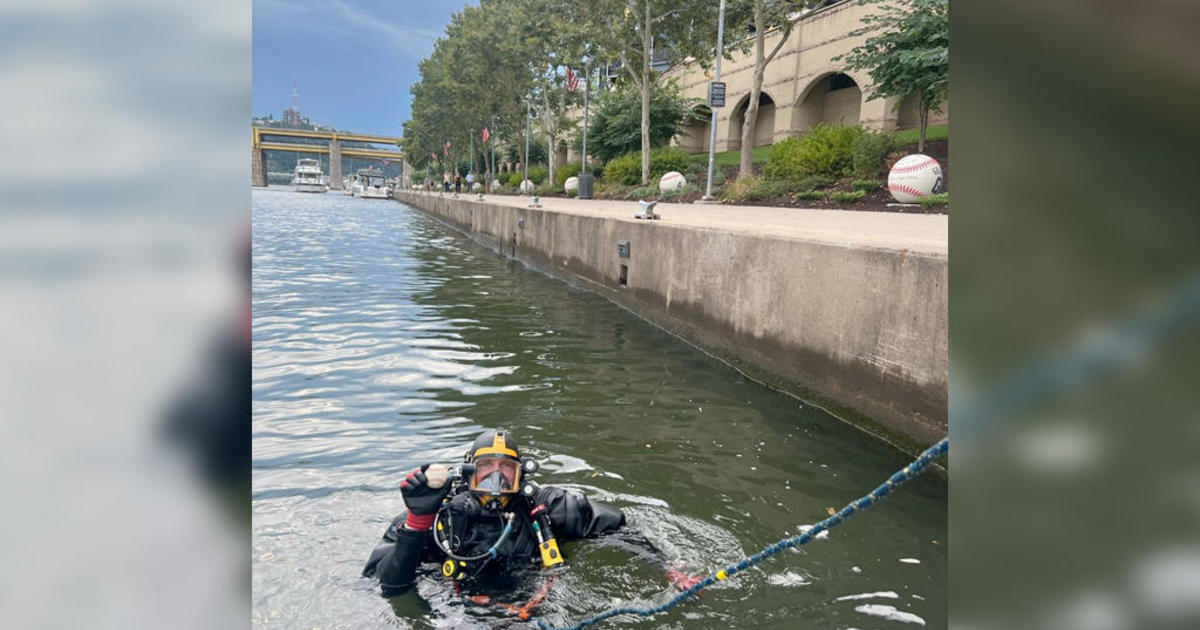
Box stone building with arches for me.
[667,0,948,155]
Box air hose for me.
[433,510,515,562]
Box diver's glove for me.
[399,464,451,531]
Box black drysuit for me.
[363,486,625,596]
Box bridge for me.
[252,127,406,189]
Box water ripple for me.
[252,188,946,628]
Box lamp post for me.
[579,52,594,199]
[701,0,727,202]
[524,97,531,195]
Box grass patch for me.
[890,124,949,148]
[918,192,949,208]
[832,190,866,203]
[851,179,881,192]
[793,189,826,201]
[690,144,774,168]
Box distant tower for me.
[283,76,302,127]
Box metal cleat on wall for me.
[634,199,660,220]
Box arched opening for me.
[678,104,712,154]
[727,92,776,151]
[792,72,862,132]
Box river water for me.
[252,187,946,629]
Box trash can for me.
[578,172,594,200]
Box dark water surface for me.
[252,187,946,628]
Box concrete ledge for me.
[394,191,947,447]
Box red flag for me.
[481,126,490,143]
[566,66,578,92]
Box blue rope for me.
[535,438,948,630]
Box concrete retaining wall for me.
[394,191,947,446]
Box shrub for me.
[763,123,864,181]
[918,192,949,208]
[720,175,761,202]
[745,179,795,201]
[649,146,691,180]
[793,189,827,201]
[660,184,698,201]
[851,131,893,179]
[601,146,693,186]
[603,152,642,185]
[623,185,660,201]
[555,162,581,187]
[832,190,865,203]
[720,176,795,202]
[506,172,523,187]
[851,179,881,192]
[527,166,548,185]
[796,174,836,190]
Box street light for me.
[524,96,531,195]
[579,50,594,200]
[700,0,727,203]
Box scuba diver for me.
[363,429,631,617]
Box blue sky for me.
[253,0,473,137]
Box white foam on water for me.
[798,524,830,540]
[545,454,593,473]
[767,570,812,587]
[836,591,899,601]
[899,557,921,564]
[854,604,926,625]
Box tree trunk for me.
[918,101,929,154]
[542,85,556,188]
[518,136,526,178]
[640,1,652,186]
[740,4,767,178]
[740,68,763,177]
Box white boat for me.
[291,158,325,193]
[352,167,388,199]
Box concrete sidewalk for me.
[410,191,947,256]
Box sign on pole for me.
[708,81,726,108]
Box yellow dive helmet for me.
[466,429,522,507]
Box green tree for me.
[729,1,814,178]
[584,1,722,184]
[834,0,948,153]
[579,82,703,162]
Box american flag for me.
[566,66,578,92]
[481,126,489,143]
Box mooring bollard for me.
[634,199,660,220]
[529,195,542,209]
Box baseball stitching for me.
[890,157,938,174]
[888,183,928,198]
